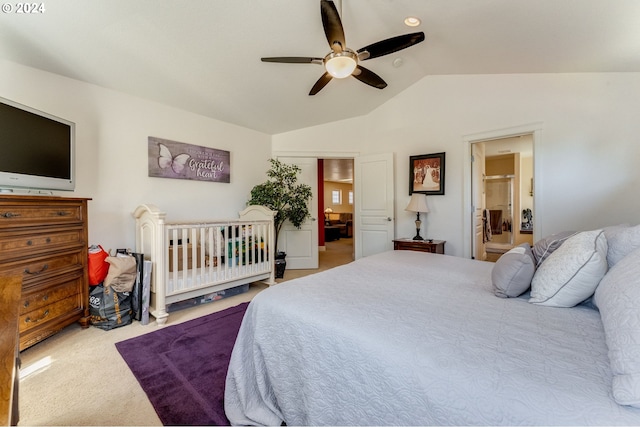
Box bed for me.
[133,204,275,325]
[225,225,640,425]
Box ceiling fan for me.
[261,0,425,95]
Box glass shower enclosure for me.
[485,175,514,246]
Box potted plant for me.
[247,158,313,278]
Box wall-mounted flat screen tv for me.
[0,96,75,192]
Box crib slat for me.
[171,228,178,293]
[190,227,197,290]
[180,228,188,291]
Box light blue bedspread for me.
[225,250,640,425]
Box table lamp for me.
[324,207,333,223]
[405,194,429,240]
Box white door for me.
[471,143,487,260]
[277,157,319,269]
[354,153,395,259]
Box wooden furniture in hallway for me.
[324,225,341,242]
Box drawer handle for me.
[25,264,49,275]
[1,212,21,218]
[23,301,29,308]
[25,310,50,324]
[27,240,33,246]
[56,211,70,216]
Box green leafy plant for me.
[247,158,313,254]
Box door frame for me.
[274,150,360,259]
[462,123,543,259]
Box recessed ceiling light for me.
[404,16,421,27]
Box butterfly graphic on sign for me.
[158,143,190,174]
[148,137,231,183]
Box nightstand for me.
[393,238,445,254]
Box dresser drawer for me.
[19,275,84,333]
[0,227,85,261]
[20,274,83,315]
[0,203,83,228]
[2,249,84,288]
[19,295,84,349]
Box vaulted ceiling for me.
[1,0,639,135]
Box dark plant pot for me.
[275,251,286,279]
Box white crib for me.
[133,204,275,325]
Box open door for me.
[277,157,319,269]
[471,142,487,260]
[354,152,395,259]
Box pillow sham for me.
[593,247,640,407]
[492,243,536,298]
[529,229,608,307]
[531,230,577,267]
[605,223,640,268]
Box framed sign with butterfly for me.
[148,137,230,183]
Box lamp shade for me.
[405,194,429,213]
[324,49,358,78]
[324,207,333,214]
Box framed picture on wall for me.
[409,152,445,195]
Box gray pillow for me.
[593,247,640,407]
[532,230,577,267]
[492,243,536,298]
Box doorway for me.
[477,138,534,261]
[275,151,395,267]
[463,123,539,260]
[322,158,354,264]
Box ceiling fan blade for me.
[352,66,387,90]
[261,57,323,64]
[309,72,333,96]
[357,32,425,60]
[321,0,346,53]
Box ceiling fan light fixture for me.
[404,16,421,27]
[324,49,357,78]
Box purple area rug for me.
[115,302,249,426]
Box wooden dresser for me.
[0,195,90,351]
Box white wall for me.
[273,73,640,257]
[0,61,272,251]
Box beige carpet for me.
[17,238,353,426]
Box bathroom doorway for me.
[466,128,536,261]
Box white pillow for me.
[529,229,608,307]
[593,247,640,407]
[605,223,640,268]
[492,243,535,298]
